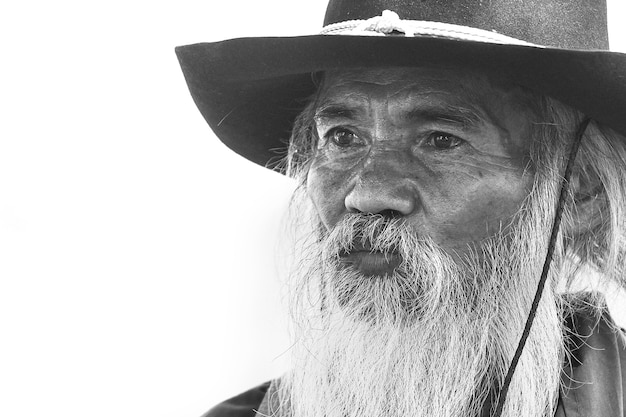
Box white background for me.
[1,1,626,416]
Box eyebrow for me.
[403,105,486,129]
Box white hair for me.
[272,75,626,417]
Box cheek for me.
[306,161,352,230]
[433,167,533,243]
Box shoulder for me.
[561,295,626,416]
[564,294,626,358]
[564,295,626,366]
[201,381,271,417]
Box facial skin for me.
[307,67,539,275]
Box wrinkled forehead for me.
[321,67,490,90]
[316,67,539,116]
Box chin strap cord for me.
[491,117,591,417]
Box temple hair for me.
[531,97,626,288]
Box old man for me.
[176,0,626,416]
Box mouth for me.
[339,245,402,277]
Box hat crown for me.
[323,0,609,50]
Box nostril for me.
[379,209,402,219]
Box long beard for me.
[278,183,566,417]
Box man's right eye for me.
[326,128,362,148]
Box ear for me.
[566,167,606,237]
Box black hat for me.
[176,0,626,172]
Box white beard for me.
[278,182,567,417]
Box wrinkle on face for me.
[307,67,538,256]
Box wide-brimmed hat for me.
[176,0,626,172]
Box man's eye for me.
[428,132,463,150]
[327,128,362,148]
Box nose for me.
[344,176,416,217]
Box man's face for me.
[307,67,537,275]
[286,68,564,417]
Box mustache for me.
[319,213,456,322]
[322,213,416,258]
[316,212,487,322]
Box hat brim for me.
[175,35,626,172]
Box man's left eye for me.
[428,132,463,150]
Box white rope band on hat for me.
[321,9,541,47]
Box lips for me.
[339,245,402,277]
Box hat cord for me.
[491,117,592,417]
[319,10,537,46]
